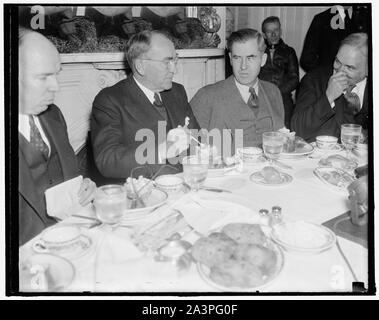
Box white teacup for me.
[316,135,338,150]
[33,226,85,255]
[155,175,184,193]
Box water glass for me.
[94,185,126,225]
[182,155,208,192]
[341,124,362,160]
[262,132,284,165]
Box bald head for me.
[19,30,61,115]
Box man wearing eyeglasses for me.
[91,30,199,182]
[291,33,368,142]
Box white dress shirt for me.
[133,76,162,104]
[18,114,51,156]
[234,79,259,104]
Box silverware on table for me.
[200,186,232,193]
[273,159,293,170]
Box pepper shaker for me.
[258,209,270,226]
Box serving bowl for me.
[155,175,184,193]
[316,135,338,150]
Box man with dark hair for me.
[292,33,368,142]
[259,16,299,129]
[91,30,199,181]
[190,28,284,148]
[18,29,96,245]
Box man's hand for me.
[326,71,349,104]
[77,178,96,206]
[159,127,190,160]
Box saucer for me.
[19,253,75,292]
[249,171,293,186]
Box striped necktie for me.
[344,85,361,114]
[29,115,49,159]
[247,87,259,117]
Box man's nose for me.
[240,57,247,70]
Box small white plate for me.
[19,253,75,292]
[271,221,336,253]
[196,238,284,292]
[250,171,293,186]
[124,188,168,215]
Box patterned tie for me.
[29,115,49,159]
[153,92,169,122]
[344,85,361,115]
[247,87,259,117]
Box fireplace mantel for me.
[55,49,225,153]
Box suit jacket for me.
[19,105,79,245]
[190,76,285,151]
[291,67,368,142]
[90,76,200,181]
[300,6,369,72]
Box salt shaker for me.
[270,206,283,227]
[258,209,270,226]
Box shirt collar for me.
[354,77,367,93]
[133,76,158,104]
[234,78,259,94]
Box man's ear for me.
[261,52,267,67]
[134,59,145,76]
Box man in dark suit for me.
[91,30,199,182]
[292,33,368,142]
[18,29,96,245]
[300,5,369,73]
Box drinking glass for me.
[262,132,284,166]
[94,185,126,225]
[182,155,208,192]
[341,124,362,161]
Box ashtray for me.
[154,239,193,272]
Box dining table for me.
[19,143,370,293]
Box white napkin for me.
[45,175,85,220]
[173,193,260,234]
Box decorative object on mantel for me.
[19,5,222,53]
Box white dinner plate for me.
[196,238,284,292]
[19,253,75,292]
[250,171,293,186]
[271,221,336,253]
[280,142,314,159]
[207,163,240,178]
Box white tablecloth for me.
[20,150,369,293]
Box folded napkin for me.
[173,193,260,234]
[45,175,87,220]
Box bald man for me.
[18,29,96,245]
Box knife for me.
[273,159,292,170]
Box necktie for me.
[247,87,259,117]
[153,93,168,122]
[29,115,49,159]
[344,85,361,114]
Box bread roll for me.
[233,244,277,274]
[221,223,266,245]
[191,235,237,267]
[261,166,282,183]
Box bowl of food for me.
[155,175,184,193]
[316,136,338,150]
[237,147,263,163]
[191,223,284,291]
[124,176,154,202]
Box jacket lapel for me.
[18,138,46,221]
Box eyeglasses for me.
[139,55,179,68]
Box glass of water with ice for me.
[262,131,285,166]
[94,185,126,225]
[182,155,208,192]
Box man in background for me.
[292,33,368,142]
[300,5,369,73]
[259,16,299,129]
[18,29,96,245]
